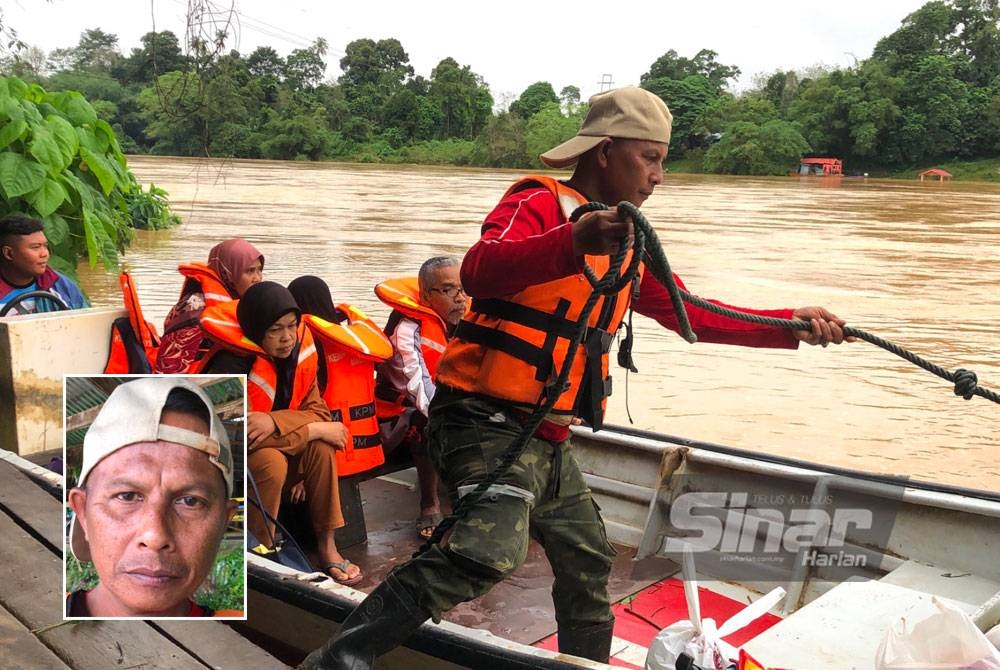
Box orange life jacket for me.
[199,300,317,412]
[104,272,161,374]
[435,175,640,431]
[176,263,236,308]
[303,305,392,476]
[373,277,449,419]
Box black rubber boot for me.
[298,575,429,670]
[557,617,616,663]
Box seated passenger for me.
[373,255,467,539]
[155,238,263,373]
[0,213,88,315]
[288,275,393,479]
[201,281,363,586]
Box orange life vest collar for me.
[302,306,393,363]
[374,277,449,370]
[302,305,390,476]
[178,263,236,307]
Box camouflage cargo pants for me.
[389,388,616,628]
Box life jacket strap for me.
[329,401,377,423]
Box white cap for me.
[70,377,233,562]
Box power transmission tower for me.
[598,74,615,92]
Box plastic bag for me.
[645,547,786,670]
[875,596,1000,670]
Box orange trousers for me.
[247,439,344,547]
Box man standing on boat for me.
[301,86,850,669]
[0,213,88,315]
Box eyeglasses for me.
[428,286,466,299]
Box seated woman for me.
[155,238,264,374]
[201,280,362,586]
[287,275,393,480]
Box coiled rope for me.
[416,200,997,556]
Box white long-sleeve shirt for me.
[379,316,436,416]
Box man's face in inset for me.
[67,409,235,617]
[421,265,467,329]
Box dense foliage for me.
[1,1,998,178]
[0,75,178,271]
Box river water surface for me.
[78,156,999,491]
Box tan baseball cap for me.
[540,86,674,169]
[70,377,233,562]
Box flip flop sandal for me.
[324,560,364,586]
[415,512,445,539]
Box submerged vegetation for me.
[0,0,998,181]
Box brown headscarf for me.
[208,238,264,297]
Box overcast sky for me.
[6,0,930,101]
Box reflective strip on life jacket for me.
[303,307,390,476]
[374,278,450,419]
[435,175,640,430]
[246,326,318,413]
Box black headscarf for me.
[287,275,346,324]
[237,281,302,410]
[237,281,301,346]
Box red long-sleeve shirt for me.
[462,184,801,349]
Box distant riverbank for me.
[666,154,1000,182]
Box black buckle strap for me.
[453,320,554,381]
[351,433,383,449]
[329,401,377,423]
[469,298,578,340]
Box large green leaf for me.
[2,77,28,99]
[0,119,27,150]
[28,125,69,174]
[42,212,70,246]
[48,116,79,165]
[27,177,69,217]
[0,151,47,197]
[79,146,115,195]
[60,91,98,127]
[76,125,109,154]
[0,96,24,123]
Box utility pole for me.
[597,74,614,92]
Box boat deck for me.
[0,451,288,670]
[320,470,782,668]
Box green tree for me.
[338,38,414,128]
[49,28,122,74]
[115,31,187,86]
[703,120,810,175]
[285,38,328,91]
[641,49,741,91]
[509,81,558,119]
[427,57,492,139]
[472,112,529,168]
[643,77,717,154]
[524,101,585,167]
[560,85,581,113]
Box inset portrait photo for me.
[63,375,247,620]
